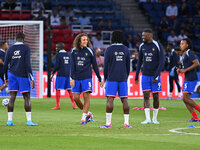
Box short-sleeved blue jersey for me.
[104,43,130,82]
[70,47,101,82]
[182,49,198,81]
[52,50,70,77]
[135,40,165,80]
[4,42,33,80]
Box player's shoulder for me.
[85,47,95,56]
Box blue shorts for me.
[105,81,128,98]
[182,80,197,94]
[55,76,71,90]
[72,78,92,93]
[141,75,162,92]
[8,72,30,93]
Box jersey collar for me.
[14,42,23,45]
[111,43,123,45]
[59,49,66,53]
[0,48,5,53]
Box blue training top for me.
[135,40,165,80]
[104,43,130,82]
[0,49,6,76]
[70,47,101,82]
[4,42,33,80]
[51,50,71,77]
[182,49,198,81]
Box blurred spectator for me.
[34,10,46,21]
[57,5,66,17]
[158,16,170,40]
[50,10,60,26]
[65,5,74,23]
[60,16,67,26]
[43,0,52,10]
[95,19,105,31]
[194,22,200,39]
[131,51,138,71]
[31,0,44,11]
[177,29,188,42]
[178,2,189,17]
[167,30,178,46]
[78,12,91,25]
[3,0,16,10]
[123,34,135,49]
[92,32,104,50]
[133,34,142,50]
[179,20,187,31]
[185,17,195,39]
[170,19,179,33]
[105,20,113,31]
[68,16,76,26]
[194,1,200,16]
[166,2,178,20]
[95,48,104,72]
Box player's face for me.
[180,40,188,52]
[80,36,88,48]
[3,43,8,51]
[142,32,151,43]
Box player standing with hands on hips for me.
[4,32,38,126]
[70,33,103,125]
[135,29,165,124]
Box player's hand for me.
[99,82,104,88]
[4,80,8,86]
[135,80,139,85]
[152,79,157,83]
[176,67,180,74]
[31,80,35,89]
[70,80,75,88]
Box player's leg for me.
[174,77,181,99]
[22,92,38,126]
[99,81,117,128]
[7,91,17,126]
[141,75,152,124]
[67,89,77,110]
[73,93,83,109]
[0,74,6,92]
[51,90,61,110]
[52,76,62,110]
[152,92,160,124]
[168,76,173,99]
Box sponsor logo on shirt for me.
[12,50,21,59]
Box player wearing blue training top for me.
[177,38,200,122]
[99,30,131,129]
[167,43,181,100]
[135,29,165,124]
[70,33,103,125]
[51,42,77,110]
[0,41,8,92]
[4,33,38,126]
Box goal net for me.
[0,21,43,98]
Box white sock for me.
[153,109,159,121]
[26,112,31,121]
[169,92,172,97]
[124,114,129,125]
[8,112,13,121]
[106,113,112,125]
[144,108,150,120]
[178,93,181,98]
[81,113,87,121]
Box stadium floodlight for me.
[0,21,43,98]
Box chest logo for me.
[85,53,88,56]
[152,48,155,51]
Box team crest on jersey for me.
[152,48,155,51]
[85,53,88,56]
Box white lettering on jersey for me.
[12,50,21,59]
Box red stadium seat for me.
[21,10,31,20]
[11,10,20,20]
[1,10,11,20]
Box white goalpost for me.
[0,21,43,98]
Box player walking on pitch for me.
[70,33,103,125]
[51,42,77,110]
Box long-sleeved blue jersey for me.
[135,40,165,80]
[4,42,33,80]
[104,43,130,82]
[70,47,101,82]
[52,50,70,77]
[0,49,5,76]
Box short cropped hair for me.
[16,32,25,40]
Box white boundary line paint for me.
[169,126,200,135]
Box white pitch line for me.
[169,126,200,135]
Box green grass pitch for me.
[0,98,200,150]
